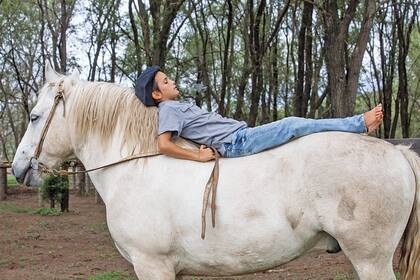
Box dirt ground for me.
[0,188,402,280]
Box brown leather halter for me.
[30,79,219,239]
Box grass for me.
[34,207,62,216]
[0,258,12,267]
[87,271,136,280]
[87,222,108,234]
[0,202,33,214]
[333,273,353,280]
[7,175,18,187]
[0,203,63,216]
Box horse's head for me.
[12,65,78,186]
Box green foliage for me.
[0,202,33,214]
[34,207,62,216]
[87,271,136,280]
[407,26,420,137]
[7,175,18,187]
[40,175,69,203]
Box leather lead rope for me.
[201,146,220,239]
[38,151,161,176]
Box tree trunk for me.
[272,38,279,121]
[294,0,313,117]
[75,162,86,196]
[0,164,7,201]
[323,0,375,117]
[393,0,417,138]
[248,0,266,126]
[218,0,233,116]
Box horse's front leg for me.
[132,254,178,280]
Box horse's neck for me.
[73,135,128,203]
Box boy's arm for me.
[157,132,216,162]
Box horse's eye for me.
[30,114,40,122]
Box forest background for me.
[0,0,419,162]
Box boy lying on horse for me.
[135,66,383,161]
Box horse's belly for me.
[176,223,322,276]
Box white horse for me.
[12,66,420,280]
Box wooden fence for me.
[0,138,419,201]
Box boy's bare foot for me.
[364,104,383,134]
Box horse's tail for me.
[396,145,420,280]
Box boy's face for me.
[152,71,180,102]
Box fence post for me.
[68,161,76,190]
[75,161,86,196]
[0,162,7,201]
[85,173,93,196]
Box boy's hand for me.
[198,145,216,162]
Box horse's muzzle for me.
[11,160,32,185]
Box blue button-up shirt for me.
[158,100,247,155]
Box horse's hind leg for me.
[345,251,395,280]
[332,233,397,280]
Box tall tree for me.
[322,0,376,117]
[247,0,290,126]
[128,0,186,72]
[367,1,397,138]
[393,0,418,138]
[39,0,76,72]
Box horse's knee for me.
[132,255,176,280]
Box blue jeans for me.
[223,114,367,158]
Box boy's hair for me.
[152,80,159,92]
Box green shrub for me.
[41,175,69,201]
[40,174,69,212]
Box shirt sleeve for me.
[158,105,183,137]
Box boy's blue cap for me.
[135,65,161,106]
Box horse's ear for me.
[70,69,80,80]
[45,62,60,82]
[69,69,80,86]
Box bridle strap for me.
[33,81,65,160]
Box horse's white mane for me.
[67,79,159,154]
